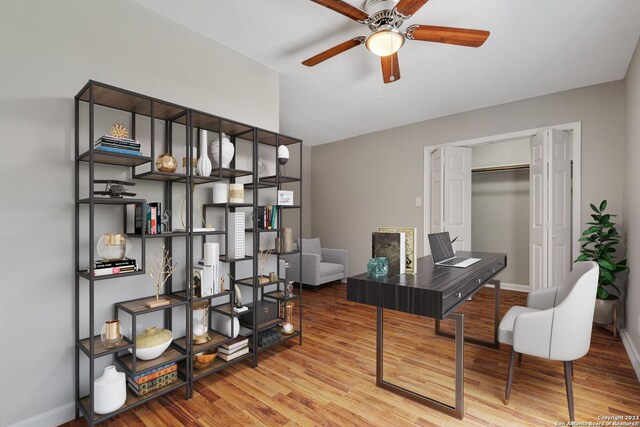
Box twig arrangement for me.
[259,237,272,279]
[147,243,177,302]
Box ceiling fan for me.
[302,0,490,83]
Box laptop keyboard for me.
[439,257,468,266]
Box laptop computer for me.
[428,232,481,268]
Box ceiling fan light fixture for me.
[365,25,404,56]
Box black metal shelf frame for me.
[74,80,302,425]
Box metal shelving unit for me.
[74,80,303,425]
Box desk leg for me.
[435,279,501,349]
[377,307,465,419]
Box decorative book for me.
[372,232,406,275]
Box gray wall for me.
[311,81,625,283]
[471,141,530,286]
[0,1,279,425]
[624,38,640,370]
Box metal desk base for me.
[377,307,465,419]
[435,279,501,349]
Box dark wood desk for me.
[347,251,507,419]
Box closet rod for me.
[472,163,530,174]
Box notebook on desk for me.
[428,232,481,268]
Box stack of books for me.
[257,206,278,230]
[91,258,138,277]
[218,336,249,361]
[128,362,177,396]
[95,135,142,156]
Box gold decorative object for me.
[229,183,244,203]
[100,320,123,349]
[145,243,177,308]
[193,348,218,370]
[155,153,177,173]
[110,123,129,139]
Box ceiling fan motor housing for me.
[364,0,403,30]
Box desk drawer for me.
[442,256,506,315]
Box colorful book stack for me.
[95,135,142,156]
[146,202,161,234]
[257,205,278,230]
[218,336,249,361]
[127,362,177,396]
[91,258,137,277]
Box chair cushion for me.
[498,306,539,345]
[319,262,344,277]
[301,238,323,261]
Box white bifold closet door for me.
[430,146,472,252]
[530,129,572,290]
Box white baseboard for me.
[620,329,640,382]
[8,401,74,427]
[484,281,530,292]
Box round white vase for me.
[94,365,126,414]
[197,130,212,176]
[211,132,234,168]
[213,313,240,339]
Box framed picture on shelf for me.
[277,190,294,206]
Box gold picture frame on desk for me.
[378,227,417,274]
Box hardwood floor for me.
[64,283,640,426]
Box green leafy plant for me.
[576,200,628,299]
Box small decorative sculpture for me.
[234,283,243,308]
[155,153,177,173]
[110,123,128,139]
[145,243,177,308]
[160,210,171,232]
[258,237,272,284]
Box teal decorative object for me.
[368,257,388,278]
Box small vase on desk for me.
[197,129,212,177]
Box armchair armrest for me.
[321,248,349,282]
[527,287,558,310]
[513,309,553,358]
[282,253,321,285]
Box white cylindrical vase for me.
[212,182,228,204]
[197,129,212,177]
[94,366,126,414]
[204,242,219,267]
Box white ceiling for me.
[132,0,640,146]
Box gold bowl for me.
[193,348,217,370]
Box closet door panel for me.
[550,129,572,287]
[443,147,472,251]
[530,132,547,290]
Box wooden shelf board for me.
[212,303,253,317]
[192,230,225,236]
[78,376,187,424]
[78,335,133,358]
[219,255,253,263]
[210,168,253,179]
[144,231,188,238]
[236,276,285,287]
[78,81,187,120]
[256,130,301,147]
[133,171,187,182]
[259,175,301,184]
[115,294,185,315]
[203,202,253,209]
[78,197,145,205]
[185,110,254,138]
[263,291,300,302]
[192,175,223,185]
[115,346,186,374]
[174,329,230,354]
[191,351,253,380]
[78,150,151,167]
[77,269,145,281]
[170,289,232,303]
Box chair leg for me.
[517,352,523,367]
[504,348,516,405]
[564,361,575,422]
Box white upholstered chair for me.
[497,261,599,421]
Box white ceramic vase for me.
[211,132,234,168]
[94,365,126,415]
[212,182,228,204]
[213,313,240,339]
[197,130,212,176]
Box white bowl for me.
[132,340,171,360]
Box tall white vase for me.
[197,130,212,176]
[94,365,126,414]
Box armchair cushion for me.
[300,238,323,261]
[319,262,344,277]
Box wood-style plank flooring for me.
[64,283,640,426]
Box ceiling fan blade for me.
[395,0,429,18]
[406,25,490,47]
[302,37,365,67]
[311,0,369,22]
[381,53,401,84]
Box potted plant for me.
[575,200,628,324]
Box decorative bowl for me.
[132,327,172,360]
[193,348,218,370]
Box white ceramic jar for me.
[94,365,126,414]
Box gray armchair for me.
[282,238,348,287]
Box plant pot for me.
[593,296,619,325]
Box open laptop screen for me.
[428,232,455,263]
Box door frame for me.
[422,122,582,272]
